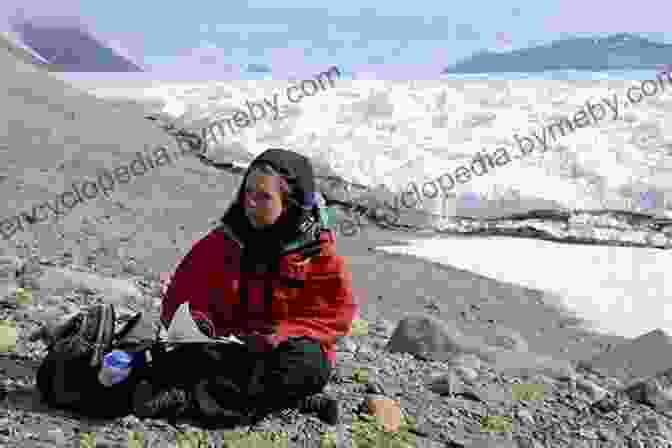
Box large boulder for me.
[386,314,575,379]
[582,329,672,382]
[624,367,672,414]
[385,314,488,362]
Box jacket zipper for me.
[216,223,323,336]
[216,223,325,258]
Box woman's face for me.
[243,173,286,228]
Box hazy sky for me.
[1,0,670,76]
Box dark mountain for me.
[443,33,672,74]
[0,30,50,69]
[246,63,272,73]
[11,21,143,72]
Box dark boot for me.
[132,380,193,419]
[298,393,339,425]
[192,380,254,428]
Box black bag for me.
[35,305,161,418]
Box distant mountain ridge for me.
[246,63,272,73]
[443,33,672,74]
[7,20,143,72]
[0,30,50,69]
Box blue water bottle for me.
[98,350,133,387]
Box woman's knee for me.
[266,342,331,389]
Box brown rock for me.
[366,396,402,432]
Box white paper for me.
[163,302,243,344]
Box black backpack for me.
[35,304,162,418]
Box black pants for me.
[144,337,332,419]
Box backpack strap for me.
[113,312,143,343]
[90,304,115,368]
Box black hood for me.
[246,148,316,206]
[219,148,320,251]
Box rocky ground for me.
[2,254,672,447]
[3,38,672,447]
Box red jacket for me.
[160,223,357,367]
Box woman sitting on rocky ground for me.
[132,148,357,426]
